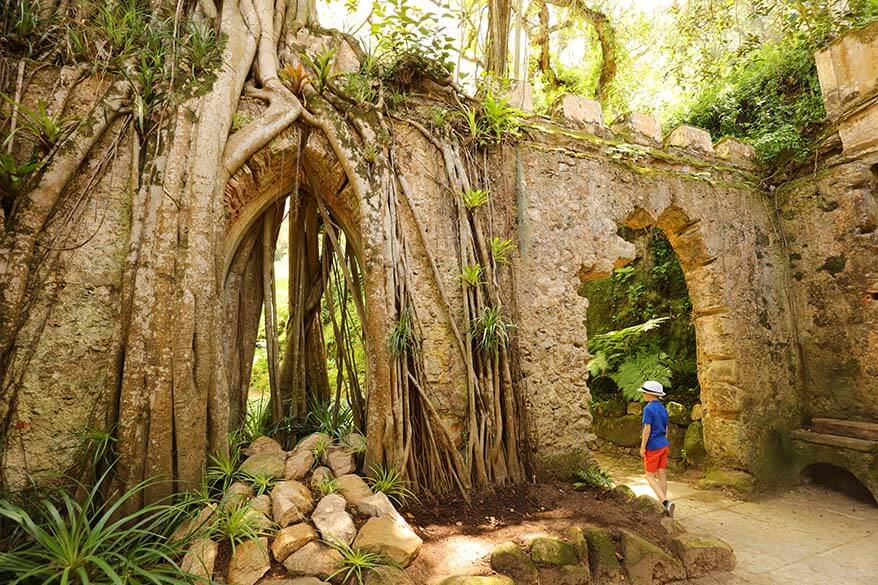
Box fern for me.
[610,349,673,402]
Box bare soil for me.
[405,480,671,582]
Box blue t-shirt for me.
[642,400,669,451]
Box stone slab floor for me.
[596,454,878,585]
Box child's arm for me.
[640,424,651,458]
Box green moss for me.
[530,537,578,566]
[818,255,846,275]
[583,526,621,579]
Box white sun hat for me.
[638,380,666,397]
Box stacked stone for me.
[591,399,707,466]
[437,519,734,585]
[177,433,421,585]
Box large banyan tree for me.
[0,0,538,503]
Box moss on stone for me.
[583,526,621,580]
[530,537,578,567]
[666,401,690,425]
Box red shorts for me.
[643,446,669,473]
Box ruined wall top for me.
[815,21,878,155]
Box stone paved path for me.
[597,455,878,585]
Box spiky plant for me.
[471,306,516,355]
[327,540,393,585]
[315,477,342,497]
[462,188,489,210]
[242,471,276,496]
[490,237,514,265]
[0,473,193,585]
[312,436,331,462]
[389,313,415,357]
[210,502,271,555]
[367,465,416,508]
[459,263,484,287]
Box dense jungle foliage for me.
[582,229,699,406]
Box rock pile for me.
[178,433,422,585]
[438,519,734,585]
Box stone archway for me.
[619,205,746,468]
[218,124,371,445]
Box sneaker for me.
[665,501,676,518]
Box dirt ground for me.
[405,480,671,583]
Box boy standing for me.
[638,380,675,517]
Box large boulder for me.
[285,448,315,481]
[171,503,217,542]
[437,578,514,585]
[583,526,622,582]
[364,566,415,585]
[668,423,687,460]
[227,538,271,585]
[295,433,331,453]
[620,530,685,585]
[325,445,356,476]
[180,538,218,584]
[530,537,578,566]
[529,536,589,585]
[337,473,373,507]
[283,541,344,581]
[593,399,626,418]
[357,492,404,523]
[666,402,690,426]
[250,494,272,516]
[490,541,538,585]
[271,481,314,527]
[311,494,357,545]
[240,451,286,479]
[341,432,368,453]
[669,534,735,577]
[271,522,318,562]
[683,421,707,466]
[243,436,284,457]
[593,414,642,447]
[224,482,255,509]
[353,515,422,567]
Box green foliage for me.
[461,188,489,210]
[0,152,42,197]
[206,443,242,492]
[471,306,515,355]
[367,465,416,508]
[0,474,193,585]
[389,312,415,357]
[489,237,514,265]
[242,393,270,444]
[304,401,356,439]
[461,90,522,146]
[670,0,878,167]
[572,466,613,491]
[328,540,393,585]
[309,47,338,93]
[429,106,449,129]
[587,316,673,401]
[1,97,69,152]
[231,111,250,132]
[241,471,276,496]
[459,263,484,287]
[314,477,342,497]
[370,0,455,85]
[210,502,271,555]
[312,436,331,461]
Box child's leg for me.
[644,471,666,502]
[657,467,668,499]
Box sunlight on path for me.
[597,455,878,585]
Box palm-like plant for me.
[366,465,416,508]
[0,474,193,585]
[471,306,516,355]
[328,540,393,585]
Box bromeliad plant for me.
[490,237,514,265]
[0,473,193,585]
[472,306,516,356]
[367,465,416,508]
[462,188,489,210]
[459,263,484,287]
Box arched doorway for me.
[221,127,368,450]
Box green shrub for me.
[367,465,416,508]
[328,540,393,585]
[471,306,515,355]
[573,466,613,491]
[0,474,193,585]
